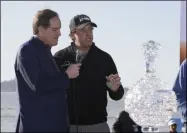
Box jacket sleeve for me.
[106,55,124,100]
[17,46,70,95]
[172,59,186,121]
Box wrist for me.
[106,82,119,92]
[106,82,112,89]
[64,71,70,79]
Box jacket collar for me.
[31,36,51,50]
[70,42,96,64]
[70,42,95,53]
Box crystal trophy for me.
[124,40,177,132]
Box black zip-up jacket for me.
[54,42,124,125]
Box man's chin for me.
[86,41,93,46]
[83,44,92,49]
[51,42,58,46]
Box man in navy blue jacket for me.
[172,59,186,126]
[14,9,81,132]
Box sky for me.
[1,1,183,89]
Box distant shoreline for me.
[1,90,16,92]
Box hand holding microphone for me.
[65,50,82,79]
[65,63,81,79]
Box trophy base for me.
[141,126,159,132]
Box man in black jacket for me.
[54,14,124,132]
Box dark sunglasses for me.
[171,124,177,127]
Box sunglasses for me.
[171,124,177,127]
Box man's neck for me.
[35,35,49,46]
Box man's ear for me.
[38,26,45,36]
[69,32,75,41]
[69,33,72,38]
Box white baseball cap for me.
[168,120,177,126]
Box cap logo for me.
[79,16,90,22]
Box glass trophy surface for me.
[124,40,177,132]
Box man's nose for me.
[58,31,61,36]
[57,29,61,36]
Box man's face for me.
[41,16,61,46]
[169,124,177,132]
[73,23,94,49]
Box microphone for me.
[74,49,86,132]
[75,50,80,63]
[74,49,80,133]
[75,49,84,63]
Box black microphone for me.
[74,49,79,133]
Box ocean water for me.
[1,92,182,132]
[1,92,19,132]
[1,92,124,132]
